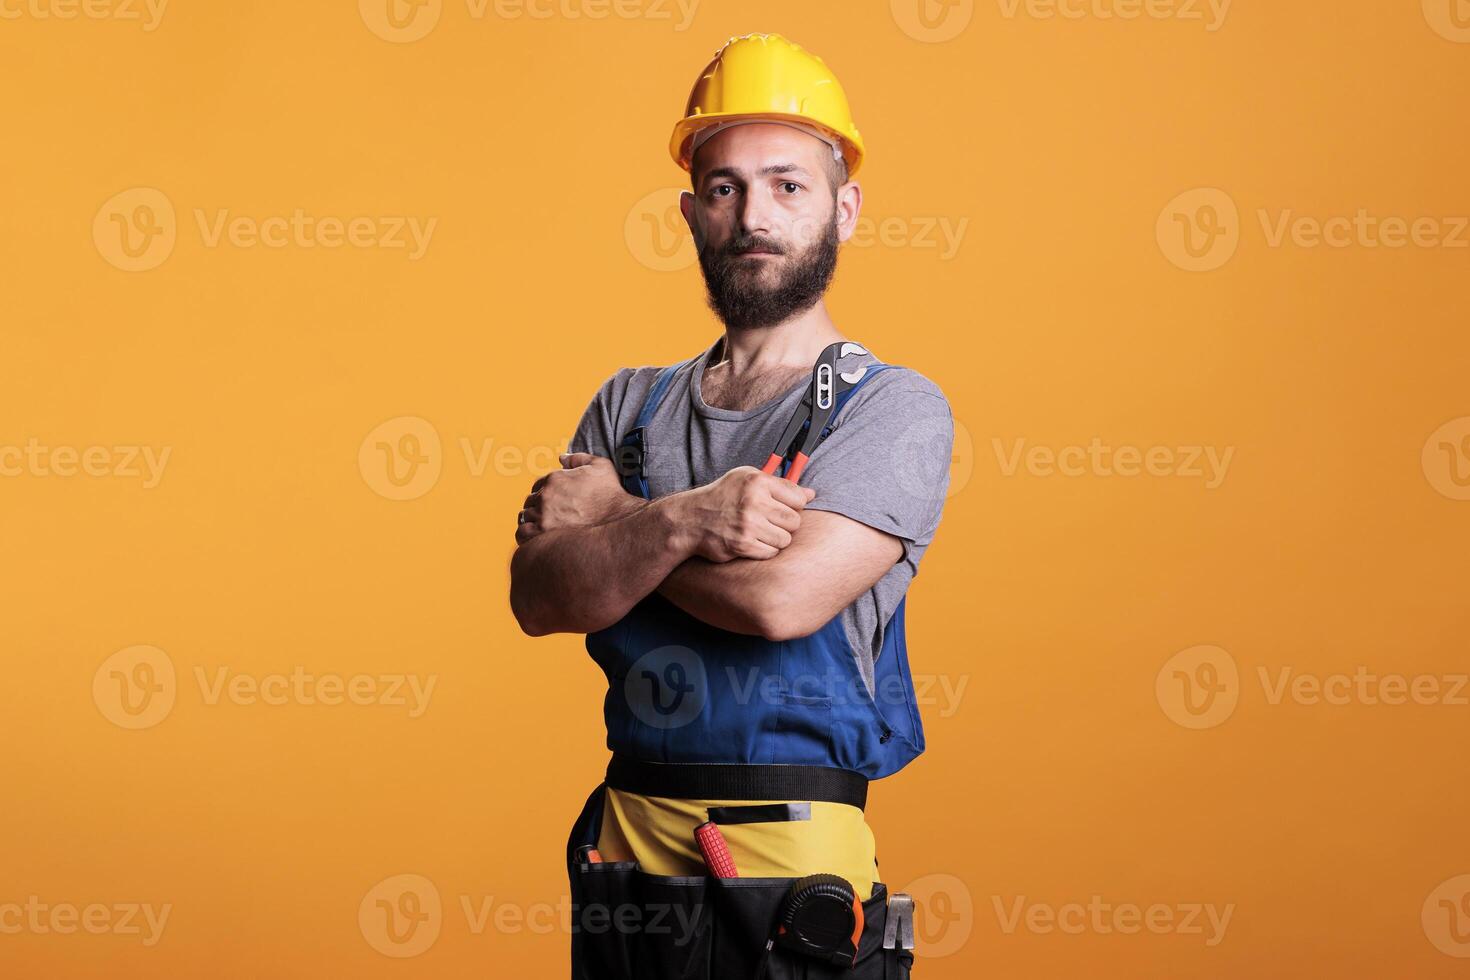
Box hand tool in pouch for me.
[693,821,740,877]
[760,342,873,484]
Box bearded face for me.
[696,208,840,330]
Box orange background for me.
[3,1,1470,977]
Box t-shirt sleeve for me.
[797,370,954,569]
[567,370,630,459]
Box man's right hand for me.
[673,466,815,562]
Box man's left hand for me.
[515,453,642,545]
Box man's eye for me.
[710,185,735,198]
[780,182,801,194]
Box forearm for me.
[657,556,783,638]
[510,496,693,636]
[657,511,904,642]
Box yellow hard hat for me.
[670,33,865,179]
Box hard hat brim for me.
[672,112,864,179]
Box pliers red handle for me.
[761,342,871,483]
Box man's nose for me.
[735,184,777,238]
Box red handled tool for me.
[760,342,872,484]
[693,821,740,878]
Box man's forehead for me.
[693,123,830,175]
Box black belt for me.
[605,756,869,811]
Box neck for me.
[715,301,844,377]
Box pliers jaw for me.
[760,342,871,483]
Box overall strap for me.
[614,359,694,499]
[831,363,897,422]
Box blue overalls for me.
[591,358,926,777]
[566,358,924,980]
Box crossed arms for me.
[508,454,902,641]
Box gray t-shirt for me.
[568,337,954,695]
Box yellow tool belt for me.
[596,786,880,901]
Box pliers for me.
[760,342,871,483]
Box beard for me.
[697,212,840,330]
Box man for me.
[511,32,951,979]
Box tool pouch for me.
[568,784,917,980]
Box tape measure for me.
[773,873,863,967]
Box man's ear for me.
[679,189,704,250]
[834,180,863,245]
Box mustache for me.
[725,236,786,256]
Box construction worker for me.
[510,32,951,980]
